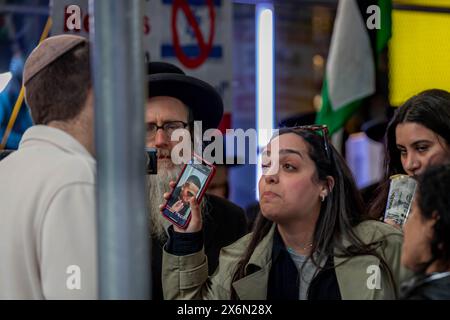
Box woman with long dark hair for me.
[369,89,450,221]
[161,127,403,299]
[401,164,450,299]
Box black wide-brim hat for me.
[147,62,224,131]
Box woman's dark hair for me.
[369,89,450,219]
[416,164,450,273]
[230,128,397,299]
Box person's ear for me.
[319,176,334,200]
[326,176,335,193]
[430,211,440,226]
[431,211,439,220]
[423,210,439,241]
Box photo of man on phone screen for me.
[168,175,202,216]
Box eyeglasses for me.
[146,121,188,139]
[291,124,331,160]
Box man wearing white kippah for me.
[0,35,97,299]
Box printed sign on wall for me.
[50,0,233,115]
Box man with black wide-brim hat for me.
[145,62,247,299]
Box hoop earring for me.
[320,194,325,202]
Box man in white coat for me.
[0,35,97,299]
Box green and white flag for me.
[316,0,392,134]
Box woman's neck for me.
[277,218,317,255]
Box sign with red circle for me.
[171,0,215,69]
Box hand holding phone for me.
[160,154,216,229]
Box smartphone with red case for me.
[161,154,216,229]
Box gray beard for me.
[147,165,182,242]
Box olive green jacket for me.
[162,220,410,300]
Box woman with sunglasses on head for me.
[160,126,403,300]
[401,164,450,300]
[369,89,450,223]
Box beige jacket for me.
[0,126,97,299]
[163,220,409,300]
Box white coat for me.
[0,125,97,299]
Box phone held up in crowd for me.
[161,154,216,229]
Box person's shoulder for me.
[353,219,403,243]
[51,153,96,185]
[402,275,450,300]
[220,232,253,258]
[1,142,95,185]
[20,127,95,179]
[220,225,274,265]
[27,151,96,198]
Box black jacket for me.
[151,194,247,299]
[401,272,450,300]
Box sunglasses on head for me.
[290,124,331,161]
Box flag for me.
[316,0,392,134]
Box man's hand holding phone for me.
[160,181,203,233]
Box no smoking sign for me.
[172,0,216,69]
[149,0,232,112]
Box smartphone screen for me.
[162,157,215,229]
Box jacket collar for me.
[247,223,276,269]
[231,220,395,300]
[19,125,93,160]
[231,224,276,300]
[332,220,397,299]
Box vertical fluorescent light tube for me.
[0,72,12,93]
[256,3,274,200]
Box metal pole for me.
[89,0,151,299]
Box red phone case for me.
[161,153,216,229]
